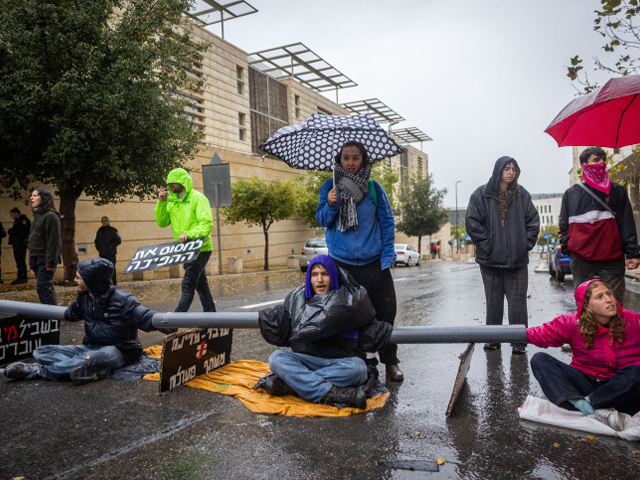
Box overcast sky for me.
[201,0,611,207]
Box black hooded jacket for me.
[465,156,540,268]
[64,258,157,364]
[258,267,393,360]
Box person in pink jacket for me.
[527,279,640,431]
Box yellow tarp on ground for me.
[143,346,389,417]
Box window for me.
[318,106,332,116]
[417,157,423,178]
[239,112,246,141]
[294,95,300,106]
[236,65,244,95]
[550,215,553,223]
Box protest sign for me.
[123,237,205,274]
[0,315,60,366]
[159,327,233,394]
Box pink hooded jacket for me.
[527,279,640,380]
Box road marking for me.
[240,299,284,309]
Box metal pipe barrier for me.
[0,300,528,344]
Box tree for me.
[223,176,301,270]
[0,0,207,281]
[296,162,400,228]
[537,225,559,246]
[396,174,448,255]
[568,0,640,93]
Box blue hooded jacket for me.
[315,178,396,270]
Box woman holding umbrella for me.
[315,141,403,382]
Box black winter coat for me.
[64,258,157,364]
[8,214,31,247]
[466,156,540,268]
[94,225,121,257]
[258,267,392,360]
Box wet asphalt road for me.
[2,258,640,479]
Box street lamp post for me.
[455,181,462,255]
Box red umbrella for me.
[545,74,640,148]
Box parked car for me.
[394,244,421,267]
[549,245,572,282]
[299,238,328,272]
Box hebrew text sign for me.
[0,315,60,366]
[159,327,233,394]
[123,237,205,273]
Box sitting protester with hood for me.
[257,255,393,409]
[527,279,640,431]
[4,258,158,385]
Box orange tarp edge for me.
[143,346,389,417]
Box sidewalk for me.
[0,266,299,300]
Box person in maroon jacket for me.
[559,147,640,304]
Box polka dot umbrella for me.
[259,113,405,171]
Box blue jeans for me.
[269,350,368,403]
[176,251,216,312]
[531,352,640,415]
[33,344,126,381]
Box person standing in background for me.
[94,216,121,286]
[28,188,62,305]
[466,156,540,354]
[8,208,31,285]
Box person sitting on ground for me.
[4,257,160,385]
[257,255,393,409]
[527,279,640,431]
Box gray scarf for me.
[334,163,373,232]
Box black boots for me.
[386,364,404,382]
[262,375,296,397]
[11,278,28,285]
[320,385,367,409]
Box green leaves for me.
[222,176,302,270]
[396,174,448,240]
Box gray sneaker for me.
[593,408,624,431]
[4,362,40,380]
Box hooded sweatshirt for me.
[465,156,540,268]
[527,279,640,380]
[64,258,157,364]
[154,168,213,252]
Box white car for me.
[394,244,421,267]
[299,238,329,272]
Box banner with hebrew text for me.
[0,315,60,366]
[123,237,205,274]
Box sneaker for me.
[4,362,40,380]
[70,365,110,385]
[593,408,624,431]
[512,344,527,355]
[483,343,500,350]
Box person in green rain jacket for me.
[155,168,216,314]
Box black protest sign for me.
[159,327,233,395]
[123,237,205,274]
[0,316,60,366]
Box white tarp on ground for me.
[518,395,640,441]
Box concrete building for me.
[0,13,432,278]
[531,193,563,228]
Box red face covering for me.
[582,161,611,195]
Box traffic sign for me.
[543,233,550,239]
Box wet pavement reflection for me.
[2,259,640,479]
